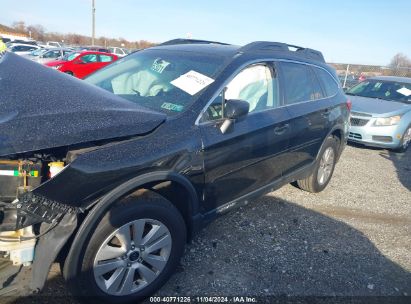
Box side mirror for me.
[220,99,249,134]
[224,99,249,120]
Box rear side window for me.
[280,62,323,104]
[100,55,113,62]
[81,54,98,63]
[314,67,339,97]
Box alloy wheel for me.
[317,147,335,185]
[402,127,411,150]
[93,218,172,296]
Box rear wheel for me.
[64,71,73,76]
[395,125,411,153]
[297,136,339,193]
[67,191,186,303]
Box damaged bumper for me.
[0,192,79,232]
[0,193,79,296]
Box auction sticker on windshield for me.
[171,70,214,95]
[397,87,411,97]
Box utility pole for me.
[92,0,96,46]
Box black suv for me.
[0,39,349,302]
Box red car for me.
[46,51,118,79]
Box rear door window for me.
[280,62,324,105]
[81,54,98,63]
[314,67,339,97]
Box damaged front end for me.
[0,154,80,297]
[0,52,166,296]
[0,155,78,263]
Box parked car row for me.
[4,39,130,58]
[5,41,123,78]
[46,50,118,78]
[22,47,75,64]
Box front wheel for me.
[67,191,186,303]
[297,136,339,193]
[395,125,411,153]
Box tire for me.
[67,191,186,303]
[64,71,73,76]
[297,136,339,193]
[395,125,411,153]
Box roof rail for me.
[240,41,325,63]
[160,38,230,46]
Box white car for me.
[108,46,130,57]
[47,41,64,48]
[7,43,42,56]
[29,48,74,64]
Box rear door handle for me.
[274,124,289,135]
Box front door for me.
[75,53,100,78]
[199,63,292,212]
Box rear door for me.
[277,61,329,175]
[199,63,292,212]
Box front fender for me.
[62,170,200,283]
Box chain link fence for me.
[328,63,411,89]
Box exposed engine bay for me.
[0,152,77,267]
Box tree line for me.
[10,21,156,49]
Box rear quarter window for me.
[314,67,339,97]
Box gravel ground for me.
[8,144,411,303]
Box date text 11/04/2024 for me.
[149,296,258,303]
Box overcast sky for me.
[1,0,410,65]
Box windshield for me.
[85,49,226,115]
[63,52,80,61]
[346,79,411,104]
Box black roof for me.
[157,38,326,63]
[150,43,240,56]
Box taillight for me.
[346,99,352,111]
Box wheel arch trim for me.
[62,170,199,281]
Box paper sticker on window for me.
[151,58,170,74]
[171,70,214,95]
[161,102,184,112]
[397,87,411,97]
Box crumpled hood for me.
[0,52,166,157]
[349,95,410,116]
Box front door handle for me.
[274,124,289,135]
